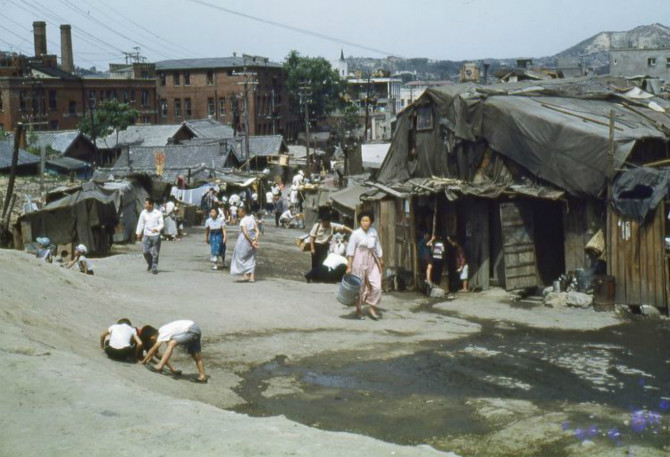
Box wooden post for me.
[2,123,24,221]
[606,110,615,275]
[431,194,438,238]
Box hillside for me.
[347,23,670,81]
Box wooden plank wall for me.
[466,199,490,290]
[377,199,396,270]
[610,207,667,309]
[563,200,587,273]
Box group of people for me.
[419,232,469,292]
[32,237,95,276]
[100,318,207,383]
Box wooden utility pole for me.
[363,72,372,142]
[2,123,24,221]
[298,84,312,169]
[236,69,258,173]
[606,109,615,275]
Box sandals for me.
[192,377,208,384]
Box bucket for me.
[552,280,561,293]
[337,274,363,306]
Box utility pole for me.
[235,68,258,172]
[363,72,373,143]
[2,123,24,222]
[298,83,312,169]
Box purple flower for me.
[561,421,571,431]
[607,427,621,441]
[659,399,670,412]
[648,411,661,425]
[587,424,599,437]
[574,428,587,440]
[631,410,646,433]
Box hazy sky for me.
[2,0,669,69]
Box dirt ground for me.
[1,223,667,456]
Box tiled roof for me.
[184,118,235,139]
[113,143,232,172]
[230,135,288,161]
[29,130,85,155]
[46,156,90,171]
[96,124,189,149]
[155,57,282,71]
[0,139,40,169]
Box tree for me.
[78,100,139,147]
[283,50,346,125]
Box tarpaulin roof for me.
[612,167,670,223]
[376,76,670,198]
[330,184,375,215]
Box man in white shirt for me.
[142,320,207,383]
[100,318,142,361]
[136,198,164,275]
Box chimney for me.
[60,24,74,73]
[33,21,47,57]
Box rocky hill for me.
[347,23,670,81]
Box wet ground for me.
[232,317,670,456]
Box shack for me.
[368,76,670,308]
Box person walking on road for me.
[230,206,260,283]
[205,208,227,270]
[346,211,384,320]
[136,198,164,275]
[304,213,351,283]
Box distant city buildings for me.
[610,29,670,81]
[155,55,298,139]
[0,22,157,133]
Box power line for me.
[90,0,206,59]
[55,0,184,61]
[187,0,400,57]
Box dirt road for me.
[1,223,667,456]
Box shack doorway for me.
[531,200,566,286]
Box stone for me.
[542,286,553,297]
[429,285,445,298]
[566,291,593,308]
[544,292,568,308]
[640,305,662,318]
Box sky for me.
[2,0,670,70]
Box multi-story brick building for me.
[0,22,157,133]
[155,56,298,140]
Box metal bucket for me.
[337,274,362,306]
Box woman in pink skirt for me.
[346,211,383,320]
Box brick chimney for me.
[60,24,74,73]
[33,21,47,57]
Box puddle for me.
[232,320,670,455]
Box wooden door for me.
[500,202,539,290]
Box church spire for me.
[340,49,345,61]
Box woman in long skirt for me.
[163,196,178,240]
[346,211,383,320]
[230,206,260,283]
[205,208,227,270]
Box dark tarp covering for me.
[612,167,670,224]
[376,76,670,198]
[18,181,136,254]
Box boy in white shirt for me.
[142,320,207,383]
[136,198,164,275]
[100,318,143,361]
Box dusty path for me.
[2,224,666,456]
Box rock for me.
[542,286,553,297]
[429,286,445,298]
[640,305,662,318]
[544,292,568,308]
[566,291,593,308]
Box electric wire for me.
[187,0,400,57]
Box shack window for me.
[648,57,657,67]
[416,105,433,131]
[667,57,670,68]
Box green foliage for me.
[78,100,139,140]
[283,50,346,124]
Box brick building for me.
[0,22,157,133]
[155,56,298,140]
